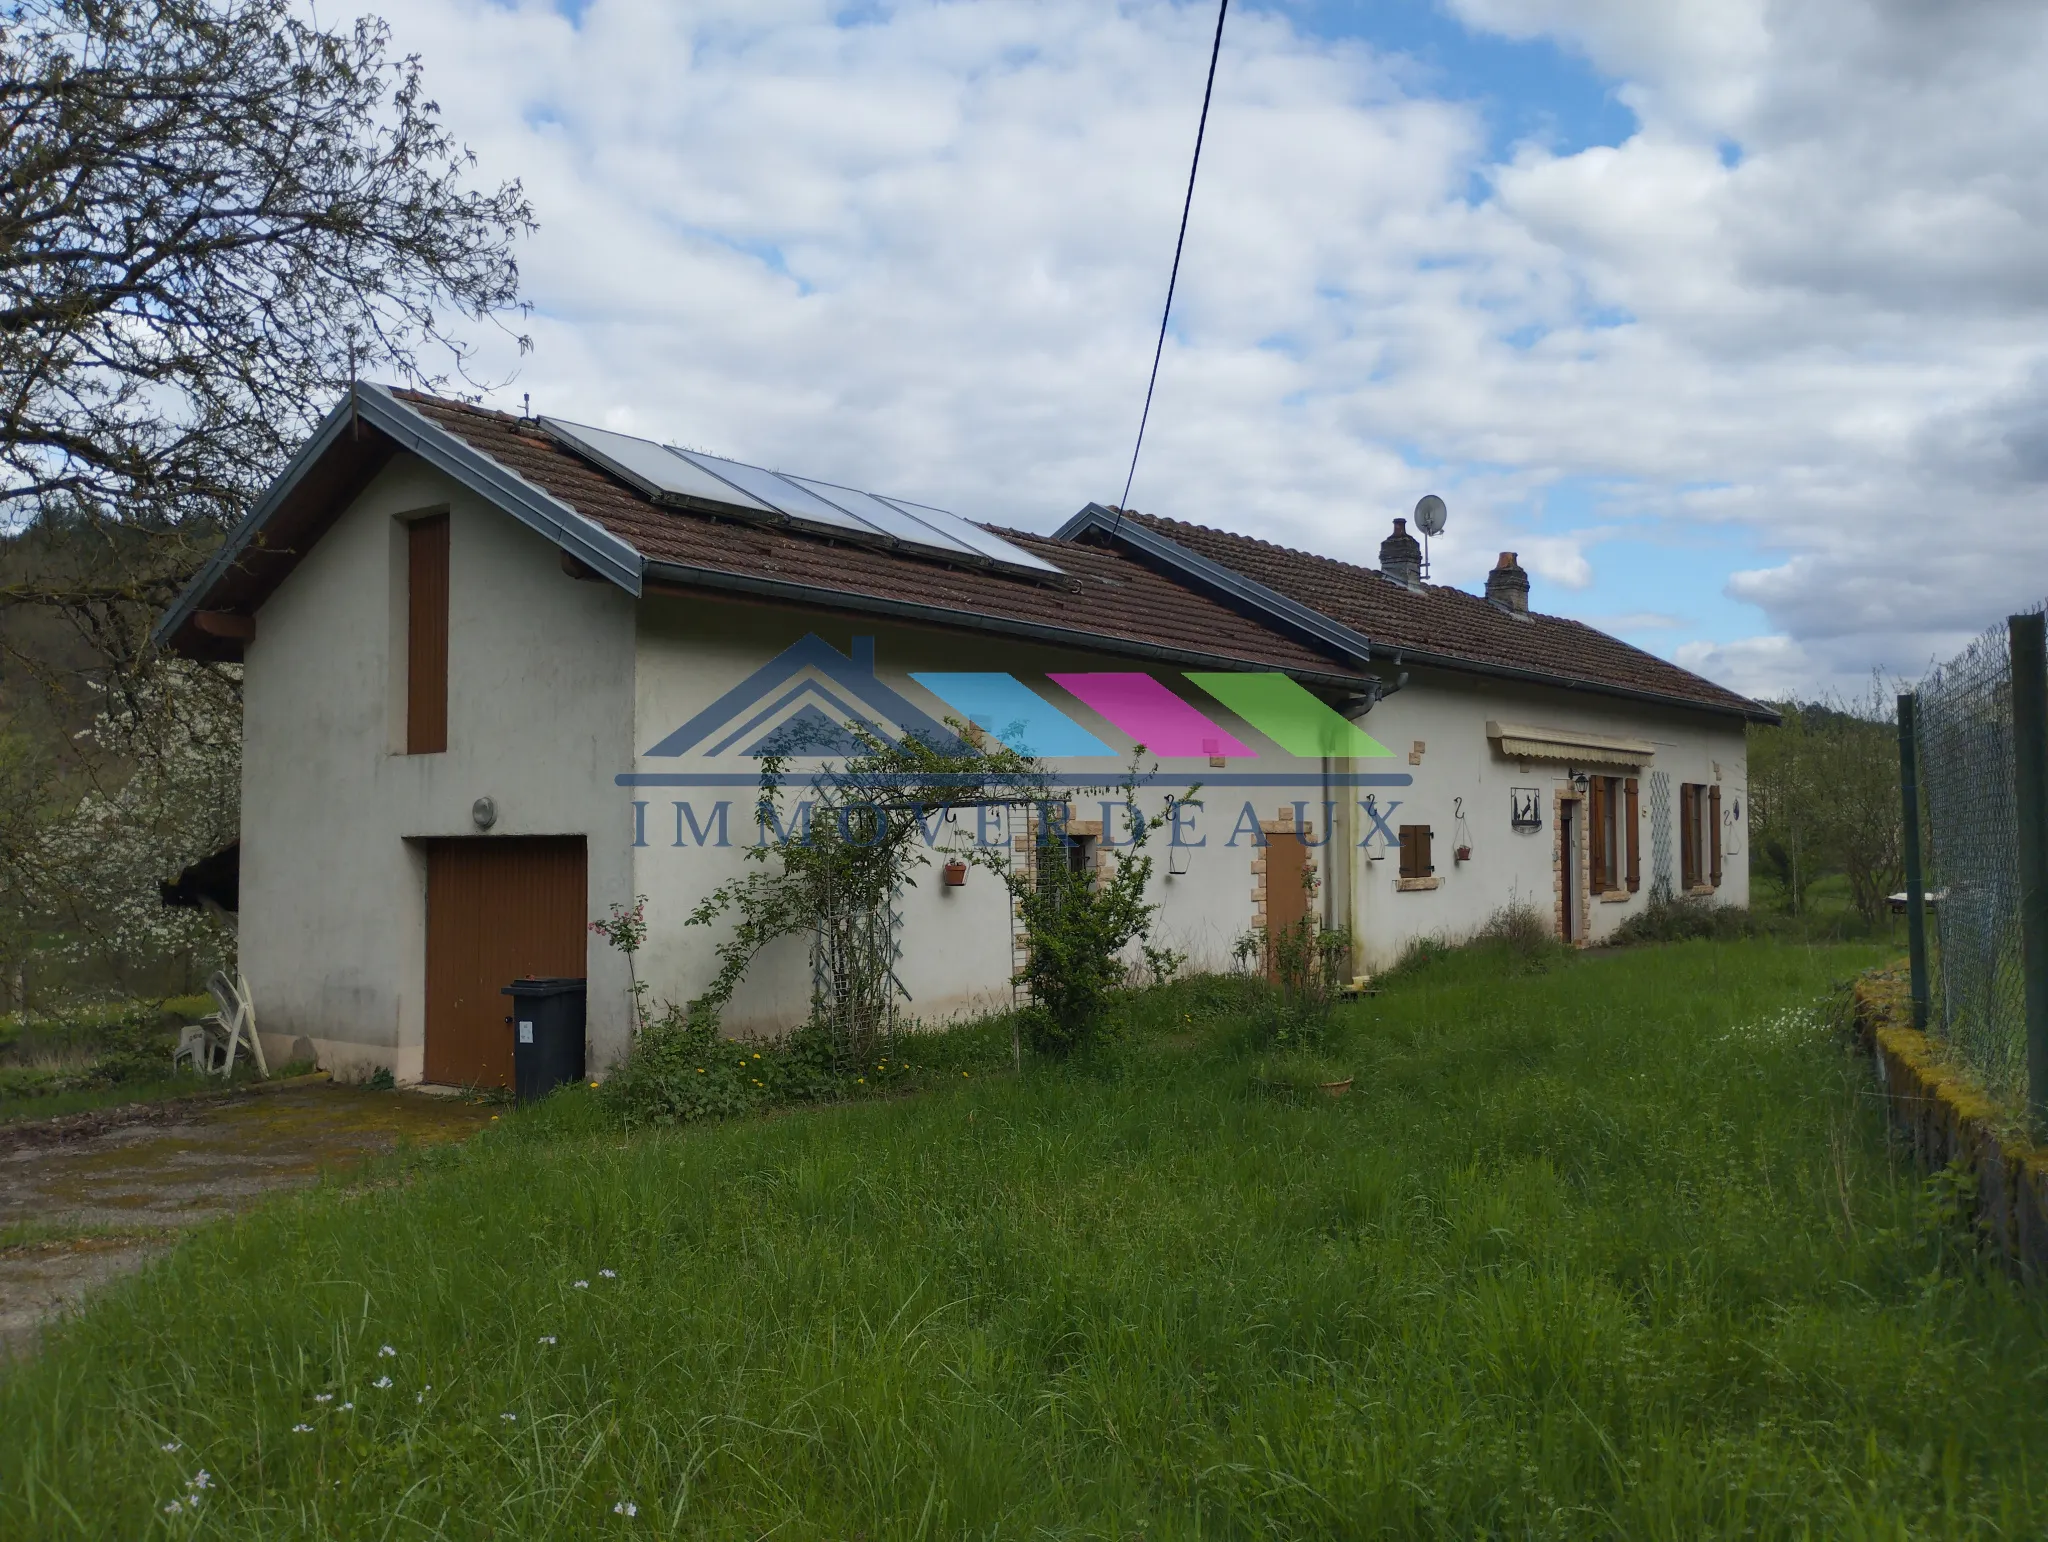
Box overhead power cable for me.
[1114,0,1230,533]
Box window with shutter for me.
[1679,783,1698,888]
[1625,777,1641,892]
[1588,775,1608,891]
[1398,824,1432,881]
[406,513,449,755]
[1708,784,1723,888]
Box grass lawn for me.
[7,937,2048,1538]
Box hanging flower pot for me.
[1455,844,1472,863]
[942,859,968,886]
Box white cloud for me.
[378,0,2048,699]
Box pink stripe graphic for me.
[1048,673,1256,758]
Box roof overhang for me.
[641,561,1375,692]
[1487,720,1655,766]
[1054,502,1374,667]
[154,383,643,659]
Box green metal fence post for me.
[1898,692,1930,1032]
[2009,613,2048,1132]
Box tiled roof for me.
[398,393,1362,683]
[1104,510,1770,721]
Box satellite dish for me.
[1413,494,1447,538]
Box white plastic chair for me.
[186,970,266,1079]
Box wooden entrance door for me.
[1265,828,1311,983]
[424,837,587,1087]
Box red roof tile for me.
[1106,510,1769,720]
[399,393,1362,683]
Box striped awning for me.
[1485,721,1655,766]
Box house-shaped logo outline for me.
[641,634,966,758]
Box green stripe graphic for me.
[1184,672,1392,758]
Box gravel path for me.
[0,1083,494,1363]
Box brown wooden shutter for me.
[1399,824,1432,879]
[1708,783,1723,888]
[1625,777,1640,892]
[407,514,449,754]
[1679,784,1696,888]
[1588,777,1608,890]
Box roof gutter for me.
[153,383,643,650]
[641,560,1375,693]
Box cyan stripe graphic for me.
[910,673,1115,758]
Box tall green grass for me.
[7,938,2046,1539]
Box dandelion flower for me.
[599,1269,616,1279]
[314,1393,333,1403]
[696,1068,704,1075]
[856,1078,864,1085]
[373,1376,392,1389]
[378,1345,397,1358]
[292,1423,313,1433]
[613,1500,638,1517]
[490,1115,500,1121]
[161,1441,182,1453]
[539,1334,557,1345]
[573,1280,589,1290]
[589,1081,599,1089]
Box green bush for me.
[1611,895,1760,945]
[602,1006,920,1130]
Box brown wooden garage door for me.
[424,837,587,1087]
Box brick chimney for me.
[1485,551,1530,615]
[1379,517,1423,589]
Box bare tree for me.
[0,0,534,642]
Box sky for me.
[379,0,2048,702]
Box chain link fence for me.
[1917,605,2044,1103]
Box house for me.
[156,385,1772,1084]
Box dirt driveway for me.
[0,1082,495,1363]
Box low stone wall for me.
[1851,966,2048,1279]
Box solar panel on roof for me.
[669,450,881,542]
[781,475,985,560]
[538,416,1063,579]
[536,418,776,513]
[879,493,1064,575]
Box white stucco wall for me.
[1333,665,1750,971]
[625,596,1333,1035]
[239,455,636,1079]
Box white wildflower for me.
[160,1441,182,1453]
[538,1335,557,1346]
[339,1402,354,1411]
[378,1345,397,1357]
[163,1500,184,1515]
[314,1393,333,1403]
[501,1412,517,1422]
[372,1376,392,1389]
[573,1280,589,1290]
[613,1500,638,1517]
[186,1472,211,1491]
[599,1269,616,1279]
[292,1423,313,1433]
